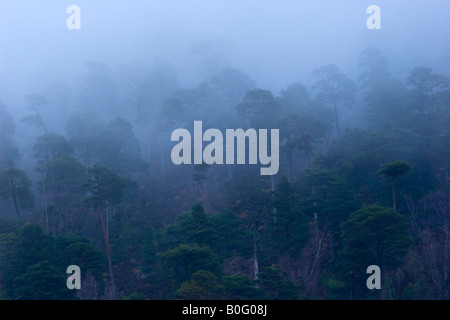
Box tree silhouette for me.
[312,64,356,138]
[0,168,34,219]
[378,161,411,211]
[0,102,18,170]
[22,93,48,135]
[339,205,411,299]
[85,165,126,299]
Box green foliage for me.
[0,224,105,300]
[378,161,411,210]
[55,234,105,292]
[175,203,219,248]
[340,206,411,270]
[66,112,105,166]
[173,270,225,300]
[110,213,157,298]
[66,113,148,176]
[0,102,18,170]
[0,232,20,299]
[277,82,334,130]
[160,244,221,287]
[193,162,210,186]
[0,102,15,138]
[14,260,76,300]
[257,266,300,300]
[363,78,408,124]
[141,226,157,273]
[97,117,149,176]
[39,155,87,194]
[0,218,22,234]
[405,67,450,114]
[312,64,357,137]
[85,165,126,208]
[0,168,35,219]
[1,58,449,300]
[112,217,145,264]
[335,206,411,299]
[236,89,280,128]
[164,204,251,261]
[322,275,348,299]
[222,274,263,300]
[316,128,417,206]
[279,113,329,168]
[16,225,58,271]
[33,133,73,164]
[209,210,252,259]
[378,161,411,180]
[297,169,359,235]
[312,64,357,107]
[271,177,309,257]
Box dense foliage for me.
[0,48,449,300]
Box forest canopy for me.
[1,1,449,301]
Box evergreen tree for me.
[0,168,35,220]
[0,102,18,170]
[338,206,411,299]
[258,266,300,300]
[173,270,225,300]
[378,161,411,211]
[160,244,221,288]
[272,177,309,257]
[312,64,357,138]
[14,260,76,300]
[85,165,126,299]
[222,274,264,300]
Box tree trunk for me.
[12,193,21,220]
[392,179,396,211]
[330,233,336,262]
[41,172,49,233]
[333,100,341,139]
[307,212,323,283]
[253,227,259,286]
[287,148,294,184]
[270,175,277,216]
[100,205,116,299]
[443,215,449,299]
[107,201,112,239]
[33,108,48,135]
[198,183,209,212]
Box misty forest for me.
[1,1,450,300]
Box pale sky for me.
[1,0,450,107]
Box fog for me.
[2,0,450,301]
[2,0,450,168]
[1,0,449,183]
[2,0,449,100]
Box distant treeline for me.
[0,48,449,300]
